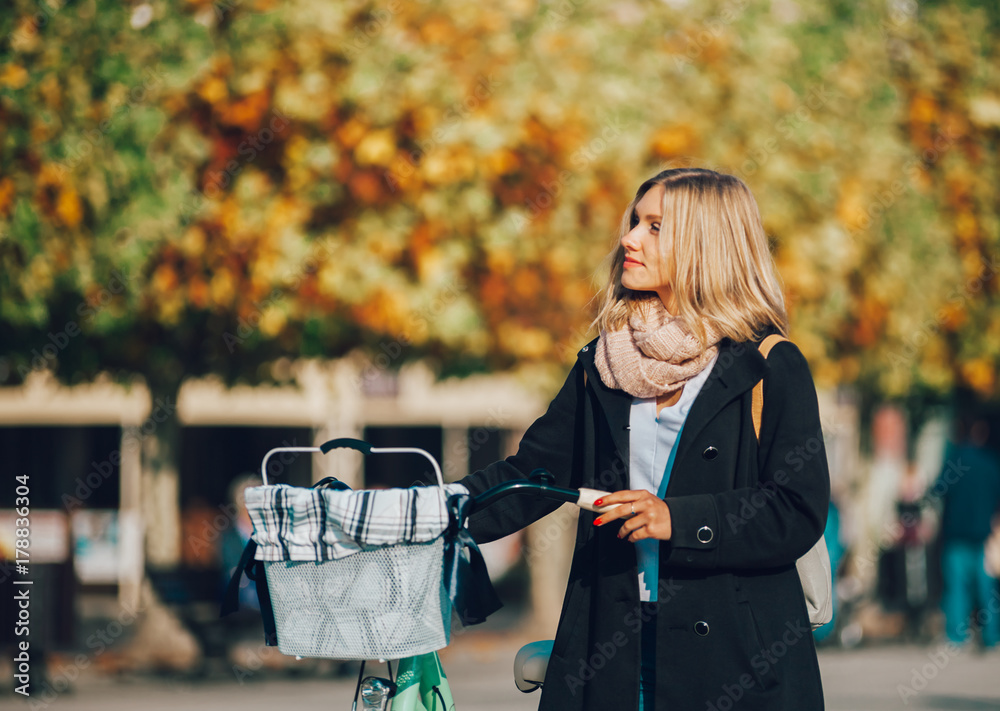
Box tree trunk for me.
[119,385,202,672]
[141,389,182,568]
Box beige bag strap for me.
[751,333,832,630]
[752,334,789,441]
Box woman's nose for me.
[621,227,640,251]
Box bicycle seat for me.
[513,640,553,693]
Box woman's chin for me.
[621,279,656,294]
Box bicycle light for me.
[359,676,397,710]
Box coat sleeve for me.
[457,360,585,544]
[662,341,830,571]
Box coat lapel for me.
[577,337,770,478]
[671,338,768,467]
[578,342,632,466]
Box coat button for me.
[695,621,710,636]
[696,526,714,543]
[702,446,719,460]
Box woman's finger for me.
[613,497,674,542]
[593,498,643,525]
[619,512,651,541]
[594,502,633,526]
[592,490,648,526]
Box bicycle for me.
[223,437,615,710]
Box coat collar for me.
[577,335,771,467]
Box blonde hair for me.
[593,168,788,345]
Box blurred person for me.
[459,169,829,711]
[861,406,909,589]
[220,473,263,613]
[877,462,937,641]
[935,417,1000,649]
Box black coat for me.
[459,331,830,710]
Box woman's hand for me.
[592,490,673,542]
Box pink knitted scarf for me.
[594,299,721,398]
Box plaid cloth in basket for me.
[245,483,471,562]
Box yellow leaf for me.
[485,149,519,177]
[0,64,28,89]
[355,129,396,166]
[909,94,937,125]
[961,358,995,396]
[259,306,286,338]
[181,226,207,257]
[650,124,699,159]
[336,118,367,149]
[498,323,552,360]
[152,263,178,295]
[210,268,236,308]
[0,177,15,216]
[56,187,83,228]
[198,77,228,105]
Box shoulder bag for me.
[753,334,833,630]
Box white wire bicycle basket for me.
[243,438,471,661]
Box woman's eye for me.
[651,223,660,233]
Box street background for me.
[3,0,1000,709]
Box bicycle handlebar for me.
[470,470,616,515]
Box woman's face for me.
[620,185,674,310]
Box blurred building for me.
[0,358,560,663]
[0,358,862,663]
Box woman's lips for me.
[624,256,643,268]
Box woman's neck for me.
[656,387,683,415]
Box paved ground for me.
[7,632,1000,710]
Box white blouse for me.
[629,352,718,602]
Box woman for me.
[458,168,829,710]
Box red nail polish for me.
[594,498,604,506]
[593,518,602,526]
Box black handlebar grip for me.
[319,438,373,455]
